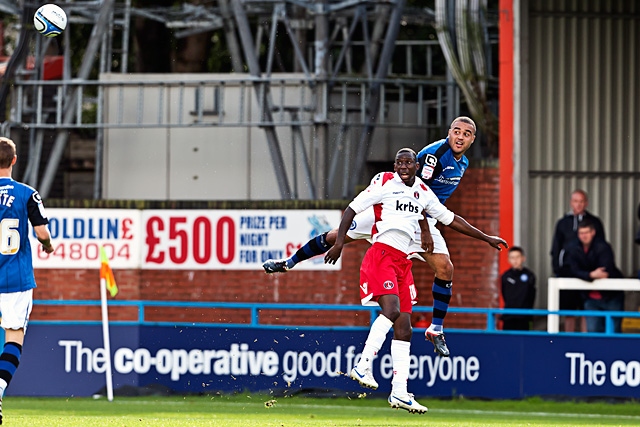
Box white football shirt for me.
[348,172,454,253]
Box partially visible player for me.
[263,117,478,357]
[325,148,506,413]
[0,137,54,424]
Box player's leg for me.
[421,219,453,356]
[263,229,335,273]
[0,290,32,425]
[388,267,427,414]
[350,244,400,390]
[263,208,375,273]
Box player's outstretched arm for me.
[325,207,357,264]
[447,215,508,251]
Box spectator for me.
[550,189,605,332]
[565,219,624,333]
[500,247,536,331]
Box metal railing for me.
[30,300,640,336]
[9,77,453,131]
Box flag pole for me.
[100,254,115,401]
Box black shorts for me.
[560,290,583,310]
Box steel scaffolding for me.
[0,0,491,199]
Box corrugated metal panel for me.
[525,0,640,309]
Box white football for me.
[34,4,67,38]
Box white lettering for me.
[58,341,485,386]
[565,352,582,385]
[425,356,439,387]
[611,360,627,386]
[611,360,640,387]
[627,361,640,387]
[593,361,606,386]
[262,352,279,376]
[114,348,134,373]
[466,356,480,381]
[58,340,78,373]
[379,354,393,379]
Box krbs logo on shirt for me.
[383,281,395,290]
[395,200,420,213]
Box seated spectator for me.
[565,219,625,333]
[500,247,536,331]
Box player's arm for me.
[27,190,54,253]
[446,214,508,251]
[325,174,385,264]
[419,211,434,254]
[324,207,356,265]
[34,224,54,253]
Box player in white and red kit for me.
[325,148,506,414]
[264,117,484,358]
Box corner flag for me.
[99,245,116,401]
[100,246,118,297]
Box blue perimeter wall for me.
[9,324,640,399]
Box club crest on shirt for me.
[383,281,395,290]
[414,191,419,199]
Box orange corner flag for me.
[100,246,118,297]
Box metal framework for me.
[0,0,483,200]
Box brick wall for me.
[32,166,501,329]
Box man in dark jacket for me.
[565,219,624,333]
[550,189,605,332]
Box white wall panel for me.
[523,0,640,308]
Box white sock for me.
[428,324,443,334]
[0,378,7,397]
[391,339,411,396]
[356,314,393,370]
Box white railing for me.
[547,277,640,333]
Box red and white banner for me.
[32,209,140,269]
[31,209,342,270]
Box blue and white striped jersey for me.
[0,177,49,293]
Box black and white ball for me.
[34,4,67,38]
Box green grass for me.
[4,394,640,427]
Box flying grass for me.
[5,394,640,427]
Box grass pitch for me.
[4,394,640,427]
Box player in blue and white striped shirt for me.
[0,137,54,424]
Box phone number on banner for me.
[31,209,141,269]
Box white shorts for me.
[347,210,449,256]
[0,289,33,332]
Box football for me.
[33,4,67,37]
